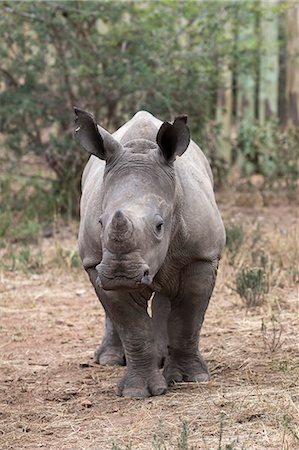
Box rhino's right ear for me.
[73,107,122,161]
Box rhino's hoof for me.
[94,345,125,366]
[150,384,167,396]
[117,369,167,398]
[164,368,210,385]
[164,369,183,385]
[118,387,151,399]
[163,354,210,385]
[183,372,209,382]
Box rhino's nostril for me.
[141,269,152,286]
[96,275,102,287]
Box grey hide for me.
[75,109,225,398]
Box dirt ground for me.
[0,193,298,450]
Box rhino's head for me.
[74,108,190,291]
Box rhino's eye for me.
[99,218,103,227]
[154,215,164,235]
[156,222,163,233]
[152,215,164,237]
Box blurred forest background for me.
[0,0,299,241]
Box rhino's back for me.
[175,144,225,260]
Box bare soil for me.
[0,194,298,450]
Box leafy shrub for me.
[225,222,244,265]
[0,172,56,243]
[236,266,269,307]
[261,315,284,354]
[53,246,81,269]
[235,121,299,191]
[0,243,44,272]
[251,248,268,269]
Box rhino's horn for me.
[109,210,132,241]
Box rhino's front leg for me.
[164,260,218,385]
[88,269,125,366]
[94,314,125,366]
[88,268,167,398]
[152,293,170,368]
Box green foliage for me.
[0,171,56,243]
[225,222,244,265]
[0,243,43,272]
[251,248,268,269]
[282,415,299,442]
[53,245,81,269]
[236,266,269,307]
[113,419,195,450]
[0,210,12,238]
[0,9,269,144]
[261,315,284,354]
[152,420,168,450]
[235,121,299,189]
[177,420,190,450]
[10,219,41,243]
[0,0,296,219]
[0,239,81,272]
[0,0,235,136]
[1,0,239,211]
[111,445,132,450]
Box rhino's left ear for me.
[73,107,122,161]
[156,115,190,163]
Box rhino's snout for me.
[95,275,102,288]
[96,261,152,291]
[140,269,153,286]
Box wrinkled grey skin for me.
[75,108,225,398]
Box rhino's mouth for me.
[96,256,153,291]
[96,273,152,291]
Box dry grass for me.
[0,194,298,450]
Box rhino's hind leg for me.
[164,260,218,385]
[94,314,125,366]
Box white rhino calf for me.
[75,108,225,398]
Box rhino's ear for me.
[73,107,122,161]
[156,115,190,163]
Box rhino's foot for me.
[163,352,210,385]
[94,344,126,366]
[117,369,167,398]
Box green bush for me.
[236,266,269,307]
[235,122,299,190]
[53,246,81,269]
[225,222,244,265]
[0,243,44,272]
[0,173,56,243]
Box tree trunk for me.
[216,52,233,162]
[237,14,256,127]
[286,3,299,127]
[259,0,279,123]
